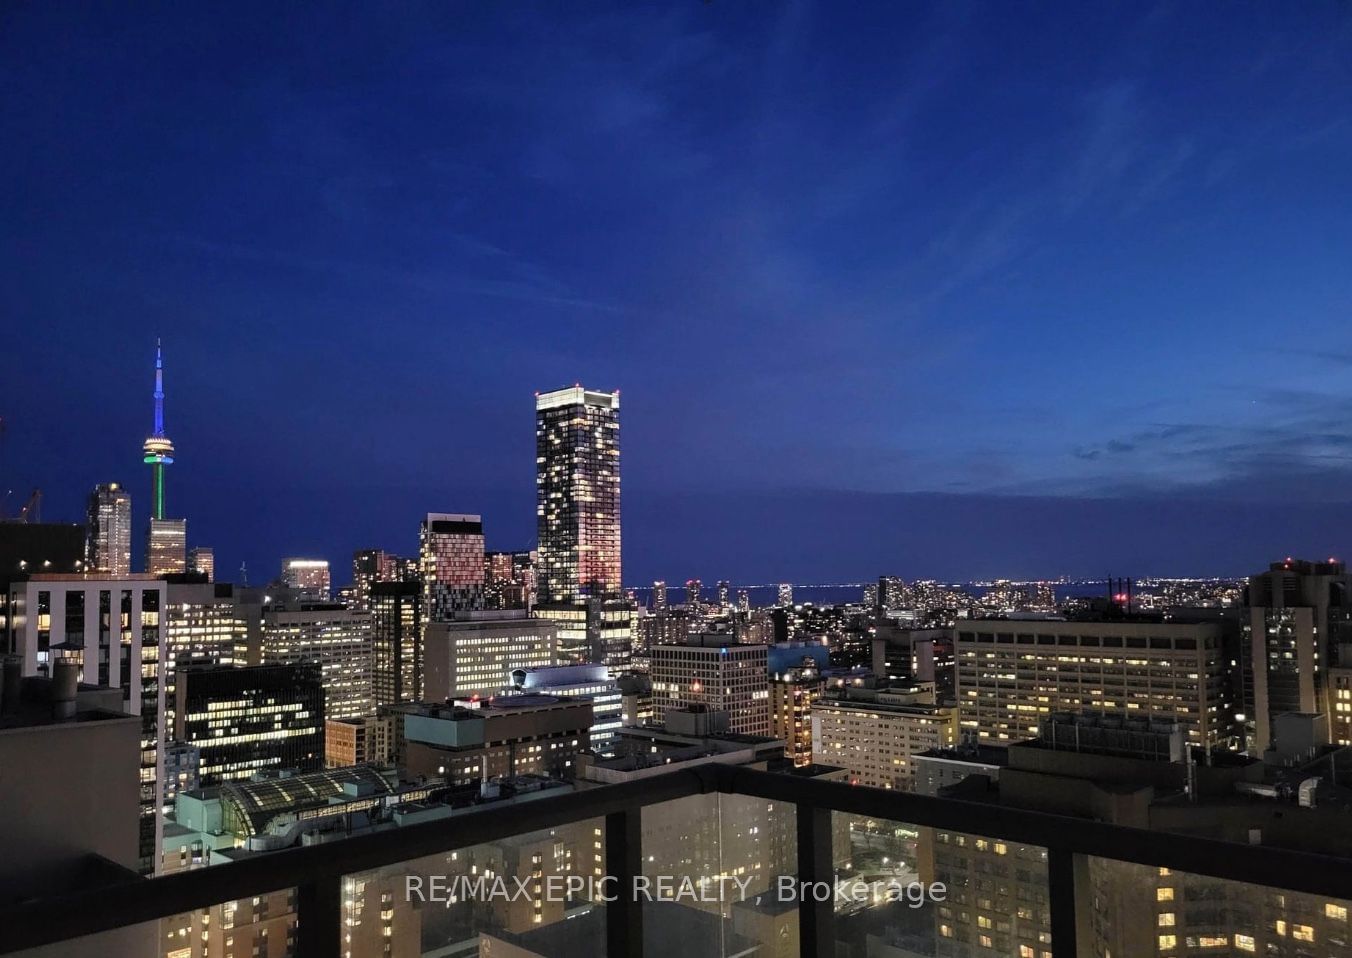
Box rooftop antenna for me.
[239,561,249,587]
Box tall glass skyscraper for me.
[535,386,621,604]
[370,580,422,706]
[85,482,132,575]
[419,513,485,620]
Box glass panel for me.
[833,811,1052,957]
[7,891,300,958]
[643,791,796,957]
[343,817,607,957]
[1087,858,1352,957]
[162,892,298,958]
[7,921,158,958]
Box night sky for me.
[4,3,1352,586]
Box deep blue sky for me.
[4,3,1352,586]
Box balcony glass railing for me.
[6,764,1352,957]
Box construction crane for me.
[0,417,42,523]
[16,488,41,523]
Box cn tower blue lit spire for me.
[153,338,165,436]
[142,339,175,520]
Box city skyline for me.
[6,346,1352,587]
[5,4,1352,584]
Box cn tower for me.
[142,339,175,519]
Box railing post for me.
[796,803,834,958]
[295,872,343,958]
[606,808,643,956]
[1047,848,1081,958]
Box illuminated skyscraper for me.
[423,610,558,701]
[249,603,374,720]
[485,549,535,610]
[777,583,793,607]
[770,666,823,767]
[716,580,730,608]
[1245,558,1352,752]
[811,683,958,790]
[352,548,409,610]
[282,557,331,600]
[652,580,667,610]
[174,662,324,785]
[420,513,485,620]
[535,386,620,603]
[187,546,214,581]
[370,580,422,707]
[146,518,187,575]
[956,618,1234,748]
[650,635,770,737]
[685,578,702,608]
[85,482,131,575]
[7,574,169,873]
[163,579,243,733]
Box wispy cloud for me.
[154,233,621,313]
[1053,389,1352,502]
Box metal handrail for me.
[3,762,1352,957]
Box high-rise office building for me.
[281,558,331,600]
[872,625,956,700]
[811,682,958,790]
[420,513,485,619]
[637,606,695,652]
[955,618,1235,748]
[370,580,422,707]
[535,386,620,604]
[423,610,557,701]
[6,574,168,873]
[716,580,731,608]
[651,634,770,737]
[352,548,412,610]
[163,580,244,734]
[85,482,131,575]
[777,583,793,607]
[146,518,187,576]
[770,665,824,767]
[1244,558,1352,753]
[652,580,668,610]
[247,603,374,720]
[484,549,535,610]
[187,546,214,582]
[685,578,702,608]
[536,596,634,667]
[174,663,325,784]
